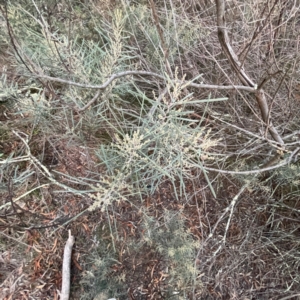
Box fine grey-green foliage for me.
[0,72,50,124]
[5,2,137,137]
[142,210,202,296]
[1,1,218,298]
[10,7,123,82]
[272,162,300,195]
[2,0,300,299]
[95,89,218,202]
[87,173,134,212]
[122,4,166,69]
[276,160,300,182]
[80,237,127,300]
[122,3,207,71]
[80,210,202,299]
[0,73,19,104]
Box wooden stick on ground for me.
[61,230,75,300]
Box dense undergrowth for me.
[0,0,300,299]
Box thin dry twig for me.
[204,158,288,175]
[12,131,82,194]
[76,90,101,112]
[208,181,249,258]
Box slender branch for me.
[198,179,251,265]
[239,0,279,66]
[187,81,256,92]
[0,4,33,74]
[255,90,284,145]
[28,71,165,89]
[12,131,82,194]
[77,90,101,112]
[215,0,284,146]
[287,147,300,164]
[211,182,249,258]
[0,230,41,250]
[0,70,257,92]
[0,5,60,101]
[279,293,300,300]
[202,113,283,149]
[0,156,31,164]
[215,0,255,87]
[0,183,50,210]
[204,159,288,175]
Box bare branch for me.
[215,0,255,87]
[77,90,101,112]
[215,0,284,146]
[0,70,256,92]
[204,158,288,175]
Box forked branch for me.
[215,0,284,146]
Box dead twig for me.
[204,158,288,175]
[60,230,75,300]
